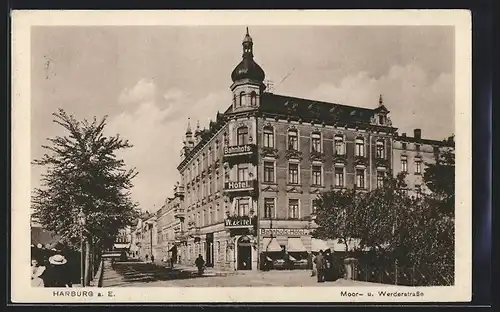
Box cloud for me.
[118,78,157,105]
[307,63,454,140]
[106,79,228,212]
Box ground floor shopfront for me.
[171,219,346,272]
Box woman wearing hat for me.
[43,254,72,287]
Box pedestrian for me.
[43,254,72,287]
[195,254,205,276]
[311,253,317,277]
[151,255,155,263]
[145,254,149,262]
[315,250,326,283]
[31,258,46,287]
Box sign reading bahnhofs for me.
[223,144,255,156]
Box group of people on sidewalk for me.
[31,244,73,287]
[312,249,344,283]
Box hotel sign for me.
[260,228,309,237]
[224,144,255,156]
[224,180,254,191]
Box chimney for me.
[414,129,421,139]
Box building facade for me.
[157,29,454,272]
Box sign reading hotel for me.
[225,180,253,190]
[224,144,255,156]
[260,228,309,237]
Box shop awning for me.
[311,238,330,252]
[113,243,130,249]
[287,237,306,252]
[262,237,282,252]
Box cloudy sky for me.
[31,26,455,212]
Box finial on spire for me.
[246,26,249,35]
[196,120,200,130]
[379,94,383,106]
[186,117,192,134]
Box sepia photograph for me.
[12,10,472,303]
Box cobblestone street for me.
[102,260,381,287]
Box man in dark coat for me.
[195,254,205,276]
[315,250,326,283]
[43,254,72,287]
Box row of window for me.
[184,126,394,186]
[234,91,258,107]
[401,157,422,174]
[263,161,385,188]
[261,126,387,158]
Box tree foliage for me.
[312,167,454,271]
[32,109,140,249]
[423,140,455,215]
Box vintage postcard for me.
[11,10,472,303]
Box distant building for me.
[156,29,454,272]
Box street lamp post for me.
[78,210,86,287]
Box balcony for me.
[173,207,185,219]
[224,180,257,193]
[333,153,348,164]
[174,185,185,197]
[223,144,257,165]
[174,231,188,242]
[224,214,257,229]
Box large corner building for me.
[153,28,454,272]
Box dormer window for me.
[379,115,385,125]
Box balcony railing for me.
[224,180,257,192]
[174,231,188,242]
[173,207,185,219]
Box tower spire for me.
[379,94,383,106]
[186,117,192,134]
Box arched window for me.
[376,140,385,159]
[334,135,345,155]
[355,137,365,157]
[311,132,321,153]
[263,126,274,148]
[288,129,298,150]
[237,126,249,145]
[250,91,257,106]
[239,91,245,107]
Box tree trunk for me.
[84,235,92,286]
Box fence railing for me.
[354,262,454,286]
[89,257,105,287]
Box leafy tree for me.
[32,109,139,285]
[423,137,455,215]
[312,188,363,254]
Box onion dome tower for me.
[230,27,266,109]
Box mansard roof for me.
[259,93,377,124]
